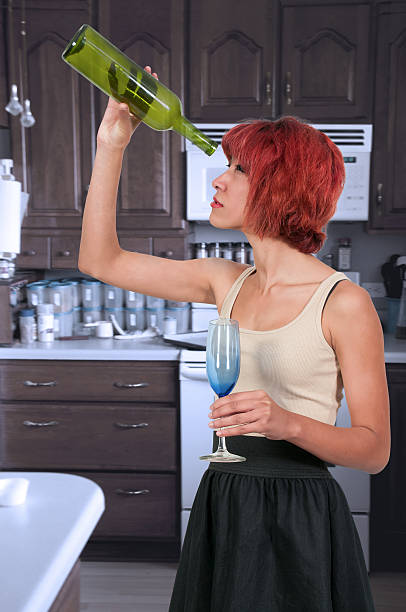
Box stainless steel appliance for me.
[186,124,372,222]
[179,347,370,571]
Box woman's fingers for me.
[144,65,159,80]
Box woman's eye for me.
[236,164,245,173]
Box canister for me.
[26,281,48,308]
[47,281,73,313]
[125,290,145,308]
[125,307,145,331]
[36,303,54,342]
[81,279,103,308]
[104,284,124,308]
[53,310,73,338]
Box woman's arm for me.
[285,282,390,474]
[209,283,390,475]
[78,68,228,304]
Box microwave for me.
[186,123,373,222]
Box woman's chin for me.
[209,212,241,231]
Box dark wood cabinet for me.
[280,0,372,121]
[188,0,275,121]
[7,0,93,233]
[0,359,181,561]
[188,0,372,123]
[96,0,187,232]
[370,363,406,571]
[0,6,8,129]
[5,0,187,271]
[368,2,406,231]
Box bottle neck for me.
[173,116,218,156]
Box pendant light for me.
[19,0,36,128]
[5,0,23,116]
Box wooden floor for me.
[80,562,406,611]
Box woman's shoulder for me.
[323,275,379,350]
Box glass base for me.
[199,450,246,462]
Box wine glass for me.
[200,318,246,462]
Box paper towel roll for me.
[0,178,21,254]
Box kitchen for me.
[0,0,406,610]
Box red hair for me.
[221,116,345,254]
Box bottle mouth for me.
[62,24,88,61]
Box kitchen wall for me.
[188,219,406,328]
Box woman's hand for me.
[208,389,294,440]
[96,65,158,151]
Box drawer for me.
[0,361,177,403]
[0,403,177,471]
[78,472,178,538]
[51,236,80,269]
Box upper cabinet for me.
[0,6,8,129]
[279,0,372,121]
[368,1,406,231]
[97,0,186,232]
[188,0,372,123]
[188,0,276,121]
[7,0,93,232]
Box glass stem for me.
[217,431,228,453]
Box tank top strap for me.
[313,271,350,335]
[220,265,256,318]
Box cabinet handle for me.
[113,382,149,389]
[114,422,149,429]
[115,488,150,496]
[59,250,71,257]
[23,249,36,256]
[285,72,292,105]
[376,183,383,216]
[23,420,59,427]
[265,71,272,106]
[24,380,57,387]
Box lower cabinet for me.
[0,359,181,561]
[370,363,406,571]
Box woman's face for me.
[209,158,250,231]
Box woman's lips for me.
[210,196,223,208]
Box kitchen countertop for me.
[0,472,104,612]
[0,335,181,360]
[0,334,405,362]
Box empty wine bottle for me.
[62,24,218,156]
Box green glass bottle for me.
[62,24,218,156]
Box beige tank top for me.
[218,266,349,437]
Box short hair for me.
[221,116,345,254]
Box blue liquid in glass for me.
[206,357,240,397]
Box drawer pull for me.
[115,422,149,429]
[115,488,150,496]
[23,420,59,427]
[113,382,150,389]
[24,380,57,387]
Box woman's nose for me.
[212,171,226,190]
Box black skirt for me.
[169,435,375,612]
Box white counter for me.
[0,333,404,362]
[0,336,181,360]
[0,472,104,612]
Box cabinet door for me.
[0,6,8,128]
[280,1,371,121]
[368,3,406,230]
[188,0,275,121]
[98,0,186,231]
[7,1,93,231]
[370,364,406,571]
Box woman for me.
[79,67,390,612]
